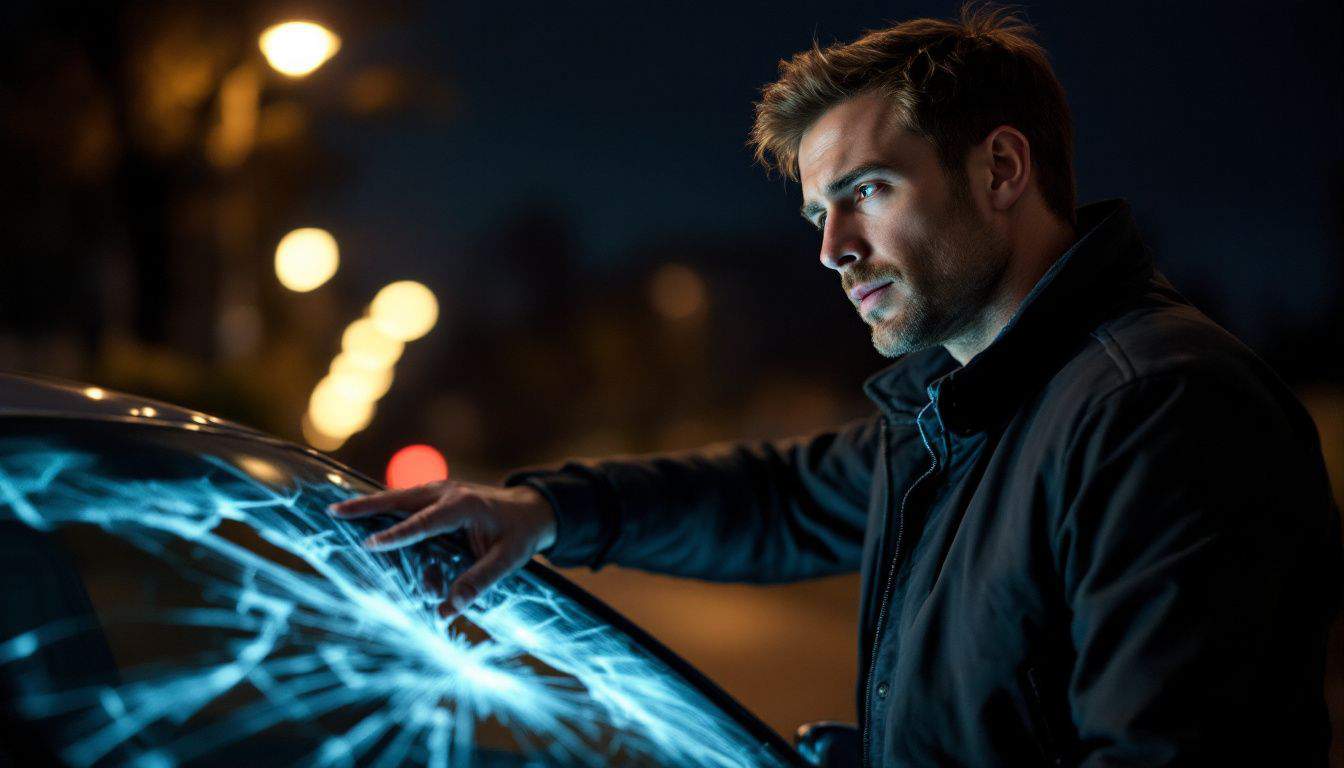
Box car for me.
[0,372,808,767]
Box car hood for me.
[0,371,267,439]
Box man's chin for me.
[871,322,915,359]
[870,313,940,359]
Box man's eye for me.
[857,182,880,200]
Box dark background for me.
[2,0,1341,758]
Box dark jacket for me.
[507,199,1342,767]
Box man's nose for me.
[819,217,864,272]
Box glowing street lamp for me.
[259,21,341,78]
[274,227,339,292]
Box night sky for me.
[310,0,1341,361]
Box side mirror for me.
[794,720,859,767]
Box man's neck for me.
[944,216,1079,365]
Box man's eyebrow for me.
[799,162,898,221]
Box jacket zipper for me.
[1025,666,1065,767]
[862,400,939,767]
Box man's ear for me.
[981,125,1031,212]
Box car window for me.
[0,419,798,767]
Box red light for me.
[386,444,449,489]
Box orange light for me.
[385,444,449,489]
[649,263,708,321]
[259,21,340,78]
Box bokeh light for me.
[301,414,346,452]
[274,228,339,292]
[329,354,394,400]
[258,21,341,78]
[370,280,440,342]
[307,377,375,438]
[649,264,708,321]
[341,318,404,369]
[386,444,449,489]
[300,281,437,452]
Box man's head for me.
[750,3,1077,361]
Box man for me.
[329,4,1342,765]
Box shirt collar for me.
[863,198,1154,430]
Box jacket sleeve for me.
[502,414,881,582]
[1053,373,1342,765]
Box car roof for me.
[0,371,268,439]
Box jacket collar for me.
[863,198,1154,431]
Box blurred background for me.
[1,0,1340,758]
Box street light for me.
[259,21,341,78]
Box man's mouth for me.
[849,280,894,312]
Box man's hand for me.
[327,481,557,618]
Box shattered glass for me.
[0,420,795,767]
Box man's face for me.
[798,91,1012,359]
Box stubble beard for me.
[867,194,1012,359]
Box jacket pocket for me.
[1023,665,1067,767]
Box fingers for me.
[362,496,468,551]
[327,483,442,519]
[438,544,527,619]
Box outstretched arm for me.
[329,414,882,615]
[508,414,881,581]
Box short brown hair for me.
[750,2,1077,225]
